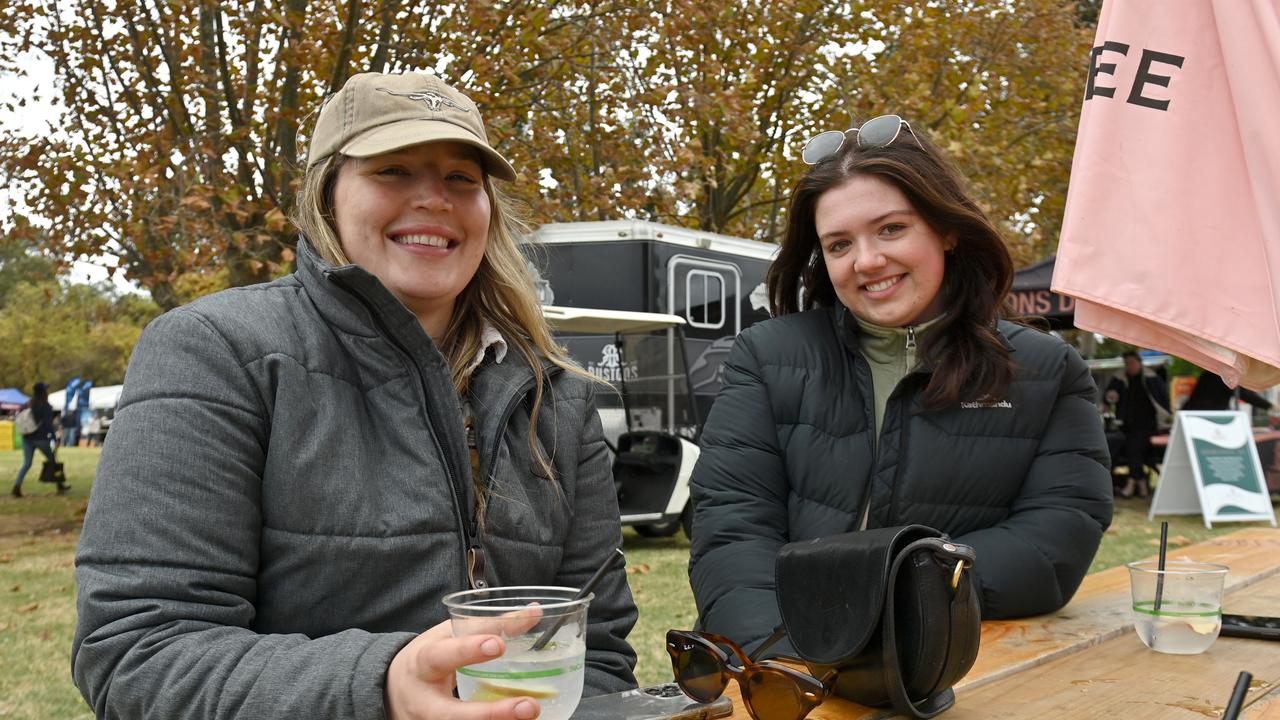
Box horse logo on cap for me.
[377,87,470,113]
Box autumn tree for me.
[0,278,161,391]
[0,1,655,306]
[2,0,1093,306]
[826,0,1092,264]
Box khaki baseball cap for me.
[306,71,516,181]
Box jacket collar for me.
[295,237,452,369]
[831,304,1016,357]
[296,237,553,392]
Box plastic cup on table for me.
[1126,560,1229,654]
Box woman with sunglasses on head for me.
[72,71,637,720]
[688,115,1113,656]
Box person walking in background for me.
[1104,351,1170,499]
[12,382,60,498]
[72,70,636,720]
[687,114,1113,656]
[60,404,81,448]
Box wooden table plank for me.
[946,571,1280,719]
[961,527,1280,692]
[1247,684,1280,719]
[718,527,1280,719]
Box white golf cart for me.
[542,305,701,538]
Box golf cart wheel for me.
[633,518,681,538]
[632,504,693,539]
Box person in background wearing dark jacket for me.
[11,382,61,498]
[73,71,637,720]
[1181,370,1273,413]
[1104,351,1170,499]
[687,115,1113,656]
[1181,370,1277,497]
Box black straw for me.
[1222,671,1252,720]
[531,548,625,651]
[1154,521,1169,611]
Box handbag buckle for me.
[951,560,969,590]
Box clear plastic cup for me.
[1126,560,1228,654]
[443,586,591,720]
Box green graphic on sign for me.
[1192,440,1264,514]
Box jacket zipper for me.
[855,350,877,529]
[468,369,556,588]
[481,369,563,492]
[329,277,476,589]
[862,325,919,528]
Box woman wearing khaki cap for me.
[72,71,638,720]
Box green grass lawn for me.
[1,447,96,720]
[1,447,1274,717]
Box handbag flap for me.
[775,525,938,665]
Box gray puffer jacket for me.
[689,307,1112,654]
[73,241,637,719]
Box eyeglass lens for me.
[855,114,904,148]
[800,130,847,165]
[674,642,727,702]
[745,668,810,720]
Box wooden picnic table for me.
[719,527,1280,719]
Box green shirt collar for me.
[854,314,945,367]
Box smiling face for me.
[814,174,951,328]
[331,141,492,339]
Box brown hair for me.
[767,123,1015,409]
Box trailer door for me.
[667,255,741,335]
[667,255,744,422]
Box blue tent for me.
[0,387,29,410]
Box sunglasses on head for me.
[801,114,923,165]
[667,628,834,720]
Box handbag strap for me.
[880,537,977,719]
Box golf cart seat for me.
[615,431,685,514]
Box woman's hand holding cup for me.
[385,618,541,720]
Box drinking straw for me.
[1154,521,1169,611]
[1222,670,1252,720]
[532,547,626,651]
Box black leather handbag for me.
[774,525,981,719]
[39,460,66,485]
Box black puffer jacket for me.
[688,307,1112,653]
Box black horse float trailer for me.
[525,220,777,426]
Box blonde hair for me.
[290,152,598,490]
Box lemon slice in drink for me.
[1187,619,1219,635]
[472,680,559,701]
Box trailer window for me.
[686,270,725,329]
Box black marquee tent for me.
[1010,256,1075,329]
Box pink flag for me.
[1054,0,1280,390]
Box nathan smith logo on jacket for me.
[960,398,1013,409]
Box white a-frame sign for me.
[1150,411,1278,528]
